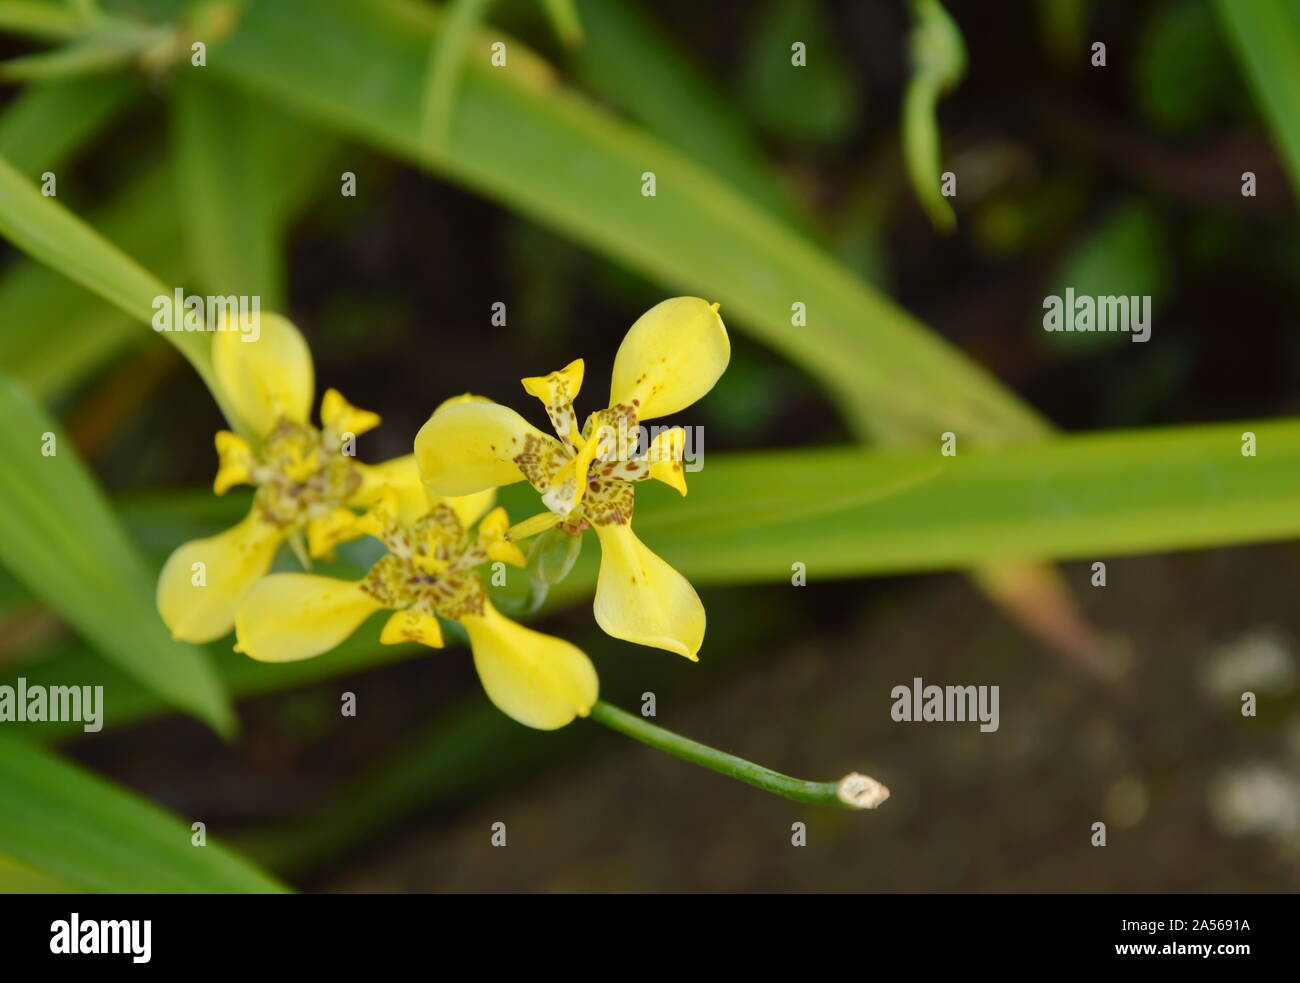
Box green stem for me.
[589,701,889,810]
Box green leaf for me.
[0,31,154,81]
[1042,199,1169,354]
[189,0,1042,445]
[737,0,860,145]
[0,0,85,41]
[539,0,582,47]
[0,373,234,734]
[572,0,807,229]
[0,735,287,892]
[419,0,492,158]
[606,418,1300,586]
[171,76,286,307]
[17,417,1300,739]
[0,118,335,401]
[0,74,137,174]
[1214,0,1300,201]
[1137,0,1240,133]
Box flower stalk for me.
[589,701,890,810]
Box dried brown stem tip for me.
[837,772,891,810]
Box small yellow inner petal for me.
[543,428,607,514]
[478,506,527,566]
[647,427,688,496]
[213,430,253,495]
[306,507,364,558]
[379,609,445,648]
[321,387,381,438]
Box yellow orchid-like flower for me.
[414,297,730,661]
[233,489,598,730]
[156,314,479,643]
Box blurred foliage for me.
[0,0,1298,891]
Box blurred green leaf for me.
[1215,0,1300,201]
[738,0,859,145]
[16,417,1300,739]
[1137,0,1239,133]
[902,0,965,233]
[1037,0,1092,66]
[1042,199,1169,354]
[0,0,85,40]
[420,0,491,157]
[539,0,582,47]
[0,74,137,174]
[0,734,287,892]
[184,0,1043,445]
[0,28,159,81]
[572,0,807,229]
[0,120,336,400]
[172,76,285,307]
[605,417,1300,586]
[0,373,234,733]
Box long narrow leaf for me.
[1214,0,1300,201]
[198,0,1046,444]
[0,735,287,892]
[14,418,1299,738]
[0,373,234,733]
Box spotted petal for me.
[415,397,560,498]
[234,574,383,663]
[157,508,285,643]
[212,312,315,436]
[462,599,598,730]
[591,521,705,660]
[609,297,730,420]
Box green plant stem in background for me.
[540,0,583,47]
[589,701,888,809]
[0,1,86,41]
[902,0,966,233]
[421,0,492,159]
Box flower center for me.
[251,418,361,528]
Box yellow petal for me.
[647,426,687,495]
[351,455,427,522]
[379,609,445,648]
[157,509,285,643]
[353,454,498,529]
[234,574,382,663]
[591,522,704,660]
[414,397,554,498]
[320,387,381,438]
[540,423,608,515]
[212,311,314,436]
[477,506,526,566]
[609,297,730,420]
[462,599,598,730]
[306,507,365,558]
[213,430,253,495]
[521,358,584,444]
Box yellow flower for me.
[233,490,598,730]
[414,297,730,660]
[156,314,476,643]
